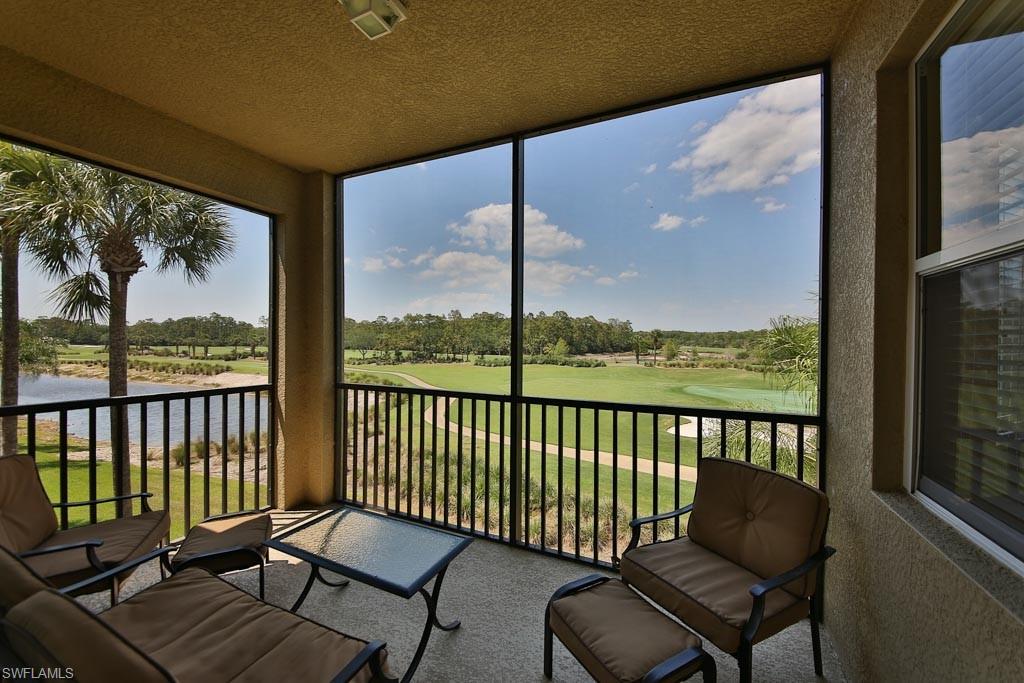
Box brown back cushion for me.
[0,456,58,552]
[3,590,173,683]
[687,458,828,597]
[0,545,51,613]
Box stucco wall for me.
[827,1,1024,680]
[0,47,335,509]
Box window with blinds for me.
[916,0,1024,562]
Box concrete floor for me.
[89,513,846,683]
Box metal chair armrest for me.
[58,545,175,596]
[54,492,154,510]
[621,504,695,558]
[641,646,713,683]
[330,640,395,683]
[742,546,836,642]
[20,539,105,572]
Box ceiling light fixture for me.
[339,0,408,40]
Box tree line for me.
[28,314,269,357]
[344,310,771,362]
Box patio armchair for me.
[0,455,169,603]
[0,545,394,682]
[617,457,835,683]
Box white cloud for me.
[689,120,709,134]
[385,246,407,254]
[689,215,709,226]
[385,255,405,268]
[651,213,684,231]
[525,260,595,295]
[618,270,639,279]
[446,203,584,258]
[642,163,657,175]
[670,75,821,198]
[410,247,435,266]
[407,291,493,313]
[420,251,509,290]
[361,257,387,273]
[595,276,617,286]
[755,196,787,212]
[623,182,641,193]
[343,256,351,265]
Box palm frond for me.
[48,271,109,322]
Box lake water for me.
[17,374,269,446]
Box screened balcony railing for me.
[337,381,823,567]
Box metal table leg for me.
[290,564,350,613]
[402,565,460,683]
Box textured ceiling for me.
[0,1,857,174]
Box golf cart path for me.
[356,370,698,483]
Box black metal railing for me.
[0,384,274,541]
[337,381,822,567]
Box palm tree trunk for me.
[1,229,20,457]
[107,271,133,516]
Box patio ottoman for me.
[545,575,716,682]
[170,511,272,599]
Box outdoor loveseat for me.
[0,545,393,682]
[0,455,169,602]
[618,458,835,683]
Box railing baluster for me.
[341,387,349,503]
[59,411,68,529]
[631,411,638,525]
[770,421,778,472]
[351,390,359,502]
[163,399,171,539]
[484,400,491,536]
[499,400,505,541]
[611,409,618,563]
[373,390,380,508]
[458,401,466,524]
[88,407,97,524]
[593,409,599,564]
[797,423,806,482]
[203,396,211,518]
[393,391,400,513]
[652,412,658,543]
[254,390,261,509]
[363,389,369,506]
[470,399,477,532]
[184,397,192,532]
[574,406,581,560]
[407,391,414,515]
[221,393,228,514]
[238,392,245,510]
[419,395,425,518]
[431,396,438,523]
[452,398,460,526]
[442,395,450,524]
[541,404,547,551]
[696,416,703,460]
[525,402,531,545]
[383,391,390,511]
[745,420,752,462]
[557,405,563,555]
[674,413,680,538]
[27,414,36,458]
[139,405,147,502]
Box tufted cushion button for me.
[745,511,755,521]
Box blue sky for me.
[19,206,271,325]
[344,74,822,331]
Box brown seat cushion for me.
[102,567,387,682]
[550,579,703,683]
[171,513,271,575]
[0,455,58,552]
[621,537,808,653]
[3,589,172,682]
[0,545,50,613]
[686,458,828,597]
[24,509,170,589]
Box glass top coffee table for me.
[265,506,472,682]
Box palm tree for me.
[0,143,65,455]
[7,158,234,511]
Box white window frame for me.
[904,0,1024,578]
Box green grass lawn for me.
[60,345,269,376]
[21,422,265,540]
